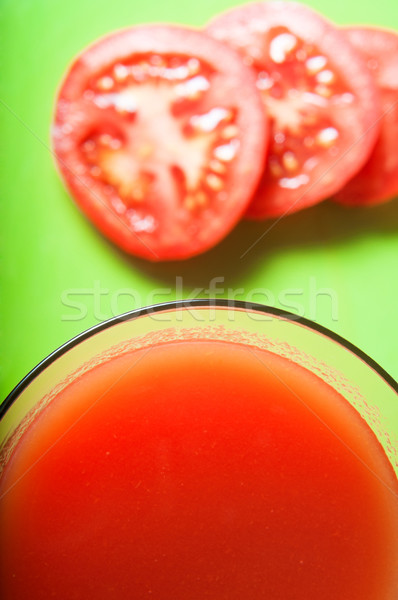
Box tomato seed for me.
[175,75,210,100]
[316,127,339,148]
[195,191,208,206]
[256,73,274,91]
[269,33,298,64]
[187,58,200,75]
[190,108,232,133]
[90,166,102,177]
[209,159,227,175]
[206,174,224,191]
[316,70,335,85]
[315,84,332,98]
[149,55,165,67]
[97,76,114,91]
[274,132,286,145]
[99,134,113,147]
[184,195,196,210]
[113,64,129,81]
[220,125,239,140]
[83,140,95,152]
[282,151,299,172]
[214,140,239,162]
[269,161,284,178]
[305,55,327,75]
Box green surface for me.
[1,0,397,397]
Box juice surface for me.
[0,340,397,599]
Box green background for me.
[1,0,397,398]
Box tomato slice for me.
[334,27,398,206]
[52,26,268,261]
[206,2,381,219]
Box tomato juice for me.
[0,339,397,599]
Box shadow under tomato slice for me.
[334,27,398,206]
[206,1,381,219]
[52,26,268,261]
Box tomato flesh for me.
[52,27,268,260]
[334,27,398,205]
[206,2,381,219]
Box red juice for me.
[0,340,397,599]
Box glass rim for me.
[2,299,397,419]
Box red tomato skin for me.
[334,27,398,206]
[52,25,268,261]
[206,2,381,219]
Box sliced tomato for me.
[206,2,381,219]
[52,26,268,261]
[334,27,398,205]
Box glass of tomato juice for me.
[0,300,397,600]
